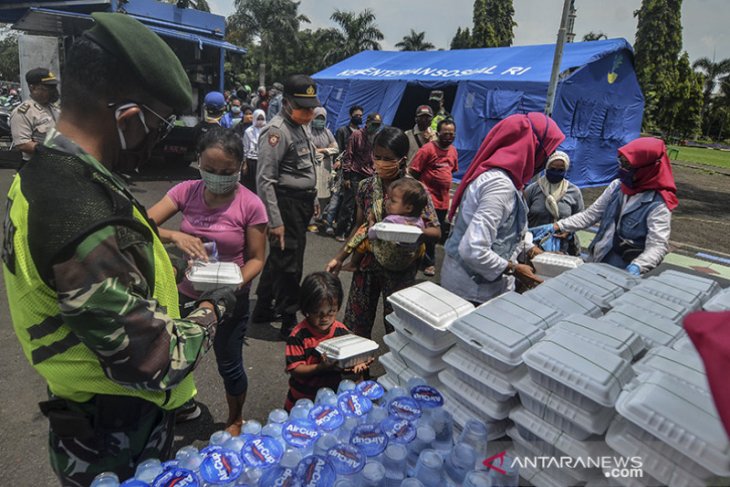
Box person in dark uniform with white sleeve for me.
[253,74,319,338]
[10,68,60,162]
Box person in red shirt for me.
[409,119,458,276]
[284,272,372,410]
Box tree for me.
[450,27,472,50]
[471,0,516,48]
[633,0,684,133]
[663,52,703,137]
[161,0,211,12]
[582,31,607,41]
[395,30,434,51]
[0,27,19,82]
[692,57,730,113]
[323,9,384,65]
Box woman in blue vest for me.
[535,137,678,275]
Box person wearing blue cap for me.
[194,91,227,141]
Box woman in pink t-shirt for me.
[148,128,268,436]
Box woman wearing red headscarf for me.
[540,137,678,275]
[441,113,565,303]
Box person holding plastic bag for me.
[533,137,677,276]
[524,150,584,254]
[440,113,565,304]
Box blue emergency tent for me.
[313,39,643,186]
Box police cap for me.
[283,74,320,108]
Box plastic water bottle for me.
[338,379,357,394]
[268,408,289,425]
[444,443,477,486]
[90,472,119,487]
[367,405,389,425]
[458,420,488,469]
[261,422,287,450]
[400,479,425,487]
[134,459,163,483]
[243,419,262,435]
[429,409,454,455]
[382,444,407,487]
[488,455,518,487]
[360,461,386,487]
[280,447,303,469]
[316,387,338,406]
[291,399,313,420]
[314,432,340,457]
[209,430,232,446]
[175,445,203,472]
[406,425,436,475]
[414,449,444,487]
[463,470,493,487]
[295,398,315,410]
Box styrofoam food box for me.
[383,331,446,376]
[481,291,564,330]
[437,369,517,421]
[704,288,730,312]
[315,334,379,369]
[632,278,704,311]
[656,269,721,304]
[186,261,243,292]
[440,388,508,440]
[523,329,635,408]
[532,253,584,278]
[549,314,645,362]
[615,371,730,476]
[569,263,642,291]
[384,315,453,357]
[606,416,716,486]
[507,426,587,486]
[602,304,684,348]
[449,304,545,370]
[514,375,615,439]
[634,346,707,389]
[386,282,473,350]
[378,352,438,385]
[377,373,398,391]
[509,406,610,482]
[369,221,423,243]
[550,272,626,310]
[442,346,524,402]
[610,289,691,324]
[524,283,603,318]
[671,334,696,353]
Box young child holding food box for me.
[284,272,374,410]
[342,177,429,272]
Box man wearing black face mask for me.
[2,14,236,485]
[10,68,61,162]
[405,104,436,164]
[335,104,364,153]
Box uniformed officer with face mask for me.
[253,74,319,338]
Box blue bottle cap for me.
[326,443,366,475]
[410,385,444,408]
[160,460,179,471]
[350,424,388,457]
[199,447,243,484]
[381,416,417,444]
[356,380,385,400]
[259,466,302,487]
[297,455,336,487]
[282,419,321,448]
[388,396,422,421]
[121,480,150,487]
[152,468,199,487]
[308,404,344,432]
[337,392,372,417]
[241,435,284,469]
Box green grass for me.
[668,145,730,169]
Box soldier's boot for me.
[224,392,247,437]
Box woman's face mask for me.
[312,118,326,130]
[254,117,266,128]
[545,168,566,184]
[618,166,635,188]
[199,168,240,195]
[373,157,402,180]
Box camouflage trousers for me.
[44,394,175,487]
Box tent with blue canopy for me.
[313,39,643,186]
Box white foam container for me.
[633,346,707,389]
[440,387,508,440]
[384,314,453,356]
[704,288,730,312]
[524,283,603,318]
[671,334,696,353]
[656,269,721,304]
[632,277,704,311]
[615,371,730,476]
[442,346,523,402]
[437,369,517,421]
[315,334,379,369]
[449,304,545,370]
[509,406,610,482]
[507,427,585,486]
[532,253,584,278]
[549,314,645,362]
[607,416,716,486]
[369,221,423,243]
[481,291,565,329]
[551,271,627,310]
[514,375,615,439]
[186,261,243,292]
[383,332,446,376]
[378,352,437,385]
[386,282,473,350]
[610,289,691,324]
[523,329,635,408]
[377,373,398,391]
[570,263,642,291]
[602,304,684,348]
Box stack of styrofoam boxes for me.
[511,327,638,485]
[704,286,730,311]
[439,291,564,440]
[608,341,730,486]
[379,281,474,393]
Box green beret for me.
[85,12,192,112]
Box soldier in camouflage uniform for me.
[2,13,235,487]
